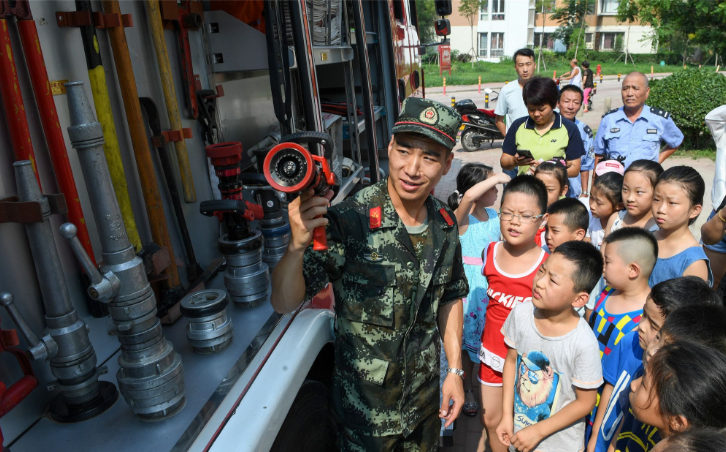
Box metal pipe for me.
[63,82,185,420]
[140,97,201,281]
[290,0,324,135]
[9,161,117,421]
[15,17,98,262]
[351,0,380,182]
[0,19,41,186]
[144,0,197,203]
[100,0,180,289]
[68,0,143,252]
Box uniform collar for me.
[366,178,454,231]
[524,111,563,130]
[615,105,651,124]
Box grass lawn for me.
[423,61,694,87]
[673,148,717,161]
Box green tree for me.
[618,0,726,59]
[551,0,592,54]
[459,0,486,62]
[416,0,437,45]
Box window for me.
[409,0,418,30]
[393,0,405,23]
[601,32,624,50]
[537,0,557,13]
[490,32,504,57]
[534,33,554,50]
[479,33,488,57]
[585,32,593,49]
[601,0,618,14]
[480,0,489,20]
[492,0,505,20]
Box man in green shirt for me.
[271,98,469,451]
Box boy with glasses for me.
[478,175,550,452]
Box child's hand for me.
[510,424,545,452]
[493,173,512,185]
[495,417,514,447]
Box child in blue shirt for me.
[447,163,510,417]
[649,166,712,286]
[588,277,723,452]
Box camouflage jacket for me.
[303,179,468,436]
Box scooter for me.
[454,96,504,152]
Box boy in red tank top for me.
[478,175,550,452]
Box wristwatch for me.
[447,368,466,380]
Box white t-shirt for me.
[570,66,582,88]
[586,216,605,249]
[503,302,603,452]
[494,81,529,132]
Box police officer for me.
[270,98,469,451]
[594,71,684,174]
[557,85,595,197]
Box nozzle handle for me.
[0,292,58,361]
[60,223,120,302]
[312,223,327,251]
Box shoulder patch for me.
[602,108,619,119]
[439,208,454,227]
[649,107,670,119]
[583,124,593,138]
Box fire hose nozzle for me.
[59,223,121,302]
[0,293,58,362]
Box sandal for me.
[462,389,478,417]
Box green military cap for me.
[392,98,462,150]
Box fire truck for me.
[0,1,450,450]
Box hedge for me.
[647,68,726,147]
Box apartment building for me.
[447,0,656,60]
[448,0,536,62]
[533,0,656,54]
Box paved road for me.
[426,78,629,130]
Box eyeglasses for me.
[499,211,544,223]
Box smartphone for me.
[517,149,534,160]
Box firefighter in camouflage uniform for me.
[271,98,468,451]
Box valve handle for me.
[60,223,120,303]
[0,293,57,361]
[199,199,264,221]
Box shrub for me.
[647,68,726,147]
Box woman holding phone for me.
[500,77,585,177]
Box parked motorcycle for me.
[454,97,504,152]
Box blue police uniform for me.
[568,118,595,198]
[595,105,684,169]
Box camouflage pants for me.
[337,411,441,452]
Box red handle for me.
[0,375,38,418]
[312,219,327,251]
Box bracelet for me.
[719,210,726,223]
